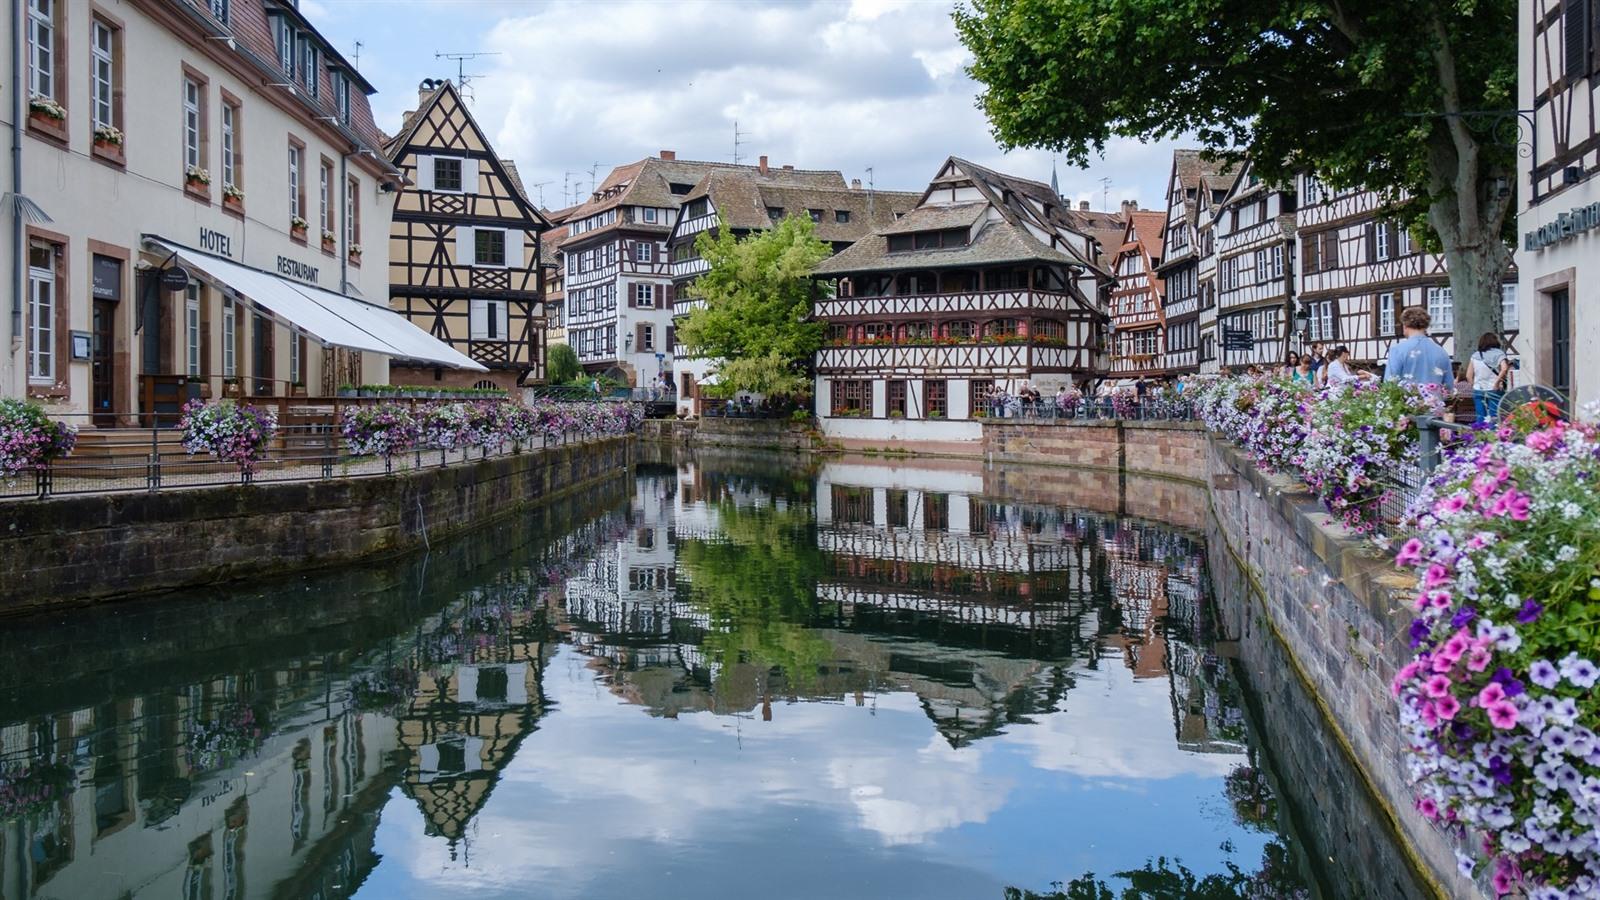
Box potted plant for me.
[321,228,337,253]
[290,216,309,241]
[222,376,242,398]
[290,380,307,397]
[92,124,124,158]
[348,243,363,263]
[185,165,211,191]
[889,410,905,419]
[337,383,357,398]
[27,96,65,129]
[222,183,244,211]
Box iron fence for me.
[1,413,611,502]
[975,397,1196,422]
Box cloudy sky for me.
[305,0,1181,212]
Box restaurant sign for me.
[277,256,320,284]
[1524,201,1600,251]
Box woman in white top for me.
[1325,346,1375,386]
[1464,332,1510,422]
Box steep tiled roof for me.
[204,0,392,170]
[680,170,918,243]
[567,157,845,224]
[879,202,987,235]
[814,218,1082,276]
[1127,210,1168,248]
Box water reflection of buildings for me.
[544,456,1248,754]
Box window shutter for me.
[507,230,524,269]
[666,325,675,348]
[463,157,480,195]
[456,226,474,266]
[469,300,486,338]
[664,283,675,304]
[1365,224,1377,262]
[1568,0,1591,80]
[635,322,645,349]
[417,155,435,192]
[627,242,637,263]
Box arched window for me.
[984,318,1022,338]
[860,322,893,343]
[826,323,849,345]
[1032,319,1067,343]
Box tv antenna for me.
[563,171,574,206]
[529,180,550,207]
[435,51,501,102]
[865,166,875,220]
[352,40,363,70]
[588,162,601,198]
[1099,176,1112,211]
[732,119,746,166]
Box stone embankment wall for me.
[982,419,1207,482]
[642,418,822,452]
[1205,438,1473,899]
[0,436,634,613]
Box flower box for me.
[290,218,308,242]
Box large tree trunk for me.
[1432,219,1512,363]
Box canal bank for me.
[0,436,635,613]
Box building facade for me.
[1107,209,1167,380]
[1212,163,1297,371]
[665,159,918,416]
[1294,179,1519,367]
[1,0,481,423]
[559,152,842,388]
[540,206,575,351]
[1157,151,1233,375]
[1517,0,1597,407]
[384,80,549,391]
[811,157,1111,447]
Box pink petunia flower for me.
[1486,701,1519,730]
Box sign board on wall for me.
[1524,201,1600,251]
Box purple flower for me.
[1560,654,1600,689]
[1517,599,1545,624]
[1451,606,1478,629]
[1530,659,1561,690]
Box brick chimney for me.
[1121,199,1138,215]
[782,164,793,171]
[851,178,862,190]
[758,155,769,175]
[659,150,676,160]
[1078,200,1090,211]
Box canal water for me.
[0,451,1406,899]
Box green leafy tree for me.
[546,343,581,385]
[955,0,1515,361]
[677,215,833,398]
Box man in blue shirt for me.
[1385,306,1453,392]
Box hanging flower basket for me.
[0,398,77,482]
[178,399,278,475]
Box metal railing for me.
[973,397,1195,422]
[1373,414,1475,525]
[1,412,616,502]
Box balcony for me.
[815,338,1095,375]
[816,288,1092,320]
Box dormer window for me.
[887,228,968,253]
[333,72,350,122]
[208,0,230,24]
[275,19,293,74]
[808,209,822,223]
[299,37,318,98]
[766,206,784,221]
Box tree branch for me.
[1424,2,1482,238]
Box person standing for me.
[1291,354,1315,384]
[1282,351,1301,377]
[1384,307,1453,393]
[1464,332,1510,422]
[1325,346,1375,386]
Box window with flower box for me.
[221,99,240,194]
[886,380,906,417]
[830,379,870,416]
[924,379,947,418]
[27,0,56,102]
[91,18,122,141]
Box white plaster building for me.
[1517,0,1597,407]
[0,0,479,424]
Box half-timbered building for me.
[1295,179,1519,366]
[539,205,576,349]
[811,157,1111,447]
[561,152,844,388]
[1517,0,1599,406]
[665,160,919,416]
[1108,209,1168,379]
[1157,151,1235,375]
[1195,180,1228,373]
[385,80,549,390]
[1213,163,1297,370]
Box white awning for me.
[146,237,487,371]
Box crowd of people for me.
[1224,307,1515,423]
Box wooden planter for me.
[91,138,125,165]
[291,224,308,243]
[321,238,337,254]
[223,194,244,214]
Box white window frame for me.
[221,103,237,189]
[183,78,201,170]
[1501,283,1518,331]
[289,328,301,383]
[642,207,657,224]
[91,19,114,130]
[222,296,236,377]
[1375,223,1390,261]
[300,37,318,98]
[1308,299,1335,342]
[346,177,357,247]
[1377,291,1396,336]
[276,20,293,74]
[634,283,655,308]
[208,0,229,24]
[185,285,202,377]
[635,241,653,264]
[432,156,464,194]
[642,324,655,351]
[474,228,507,267]
[27,0,53,101]
[333,73,349,122]
[319,163,330,233]
[1427,286,1454,332]
[27,243,54,383]
[288,144,301,218]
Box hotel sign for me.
[1524,201,1600,251]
